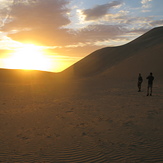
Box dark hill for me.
[0,69,55,83]
[61,26,163,78]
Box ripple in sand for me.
[56,140,108,163]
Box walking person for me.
[137,73,143,92]
[146,72,154,96]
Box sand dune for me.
[61,26,163,79]
[0,69,56,83]
[0,27,163,162]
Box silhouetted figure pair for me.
[137,72,154,96]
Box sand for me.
[0,78,163,162]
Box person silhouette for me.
[137,73,143,92]
[146,72,154,96]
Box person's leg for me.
[140,83,142,92]
[138,83,141,92]
[150,86,152,96]
[147,86,149,96]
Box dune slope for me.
[62,26,163,78]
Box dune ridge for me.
[61,26,163,78]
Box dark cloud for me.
[6,0,70,29]
[150,20,163,26]
[3,0,73,45]
[82,1,122,21]
[77,24,125,41]
[126,28,150,35]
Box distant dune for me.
[61,26,163,80]
[0,69,55,83]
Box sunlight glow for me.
[3,44,52,71]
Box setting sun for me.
[3,44,52,71]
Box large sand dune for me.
[61,26,163,79]
[0,27,163,162]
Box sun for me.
[4,44,52,71]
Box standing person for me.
[137,73,143,92]
[146,72,154,96]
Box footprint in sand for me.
[17,134,29,140]
[123,121,135,128]
[147,110,159,119]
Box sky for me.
[0,0,163,72]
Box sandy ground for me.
[0,79,163,162]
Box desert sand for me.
[0,27,163,162]
[0,77,163,162]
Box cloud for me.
[2,0,73,46]
[82,1,122,21]
[150,20,163,26]
[141,0,152,5]
[6,0,70,29]
[77,24,125,41]
[141,0,153,9]
[0,0,126,48]
[0,1,13,27]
